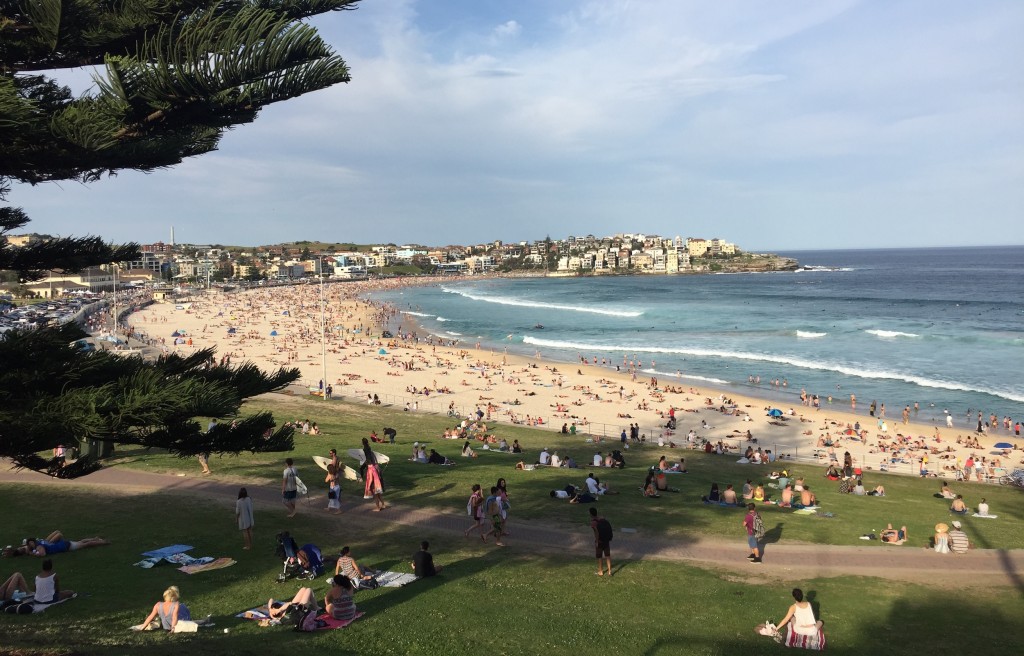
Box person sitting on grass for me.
[411,541,442,577]
[867,484,886,496]
[462,441,478,458]
[950,495,968,515]
[753,483,766,502]
[775,588,825,649]
[642,472,661,498]
[667,457,687,472]
[852,479,866,495]
[977,498,990,516]
[948,521,971,554]
[140,585,192,632]
[702,482,721,503]
[335,546,377,588]
[325,575,357,622]
[722,483,739,505]
[880,524,908,545]
[779,483,793,507]
[939,483,956,499]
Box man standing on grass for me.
[282,458,298,518]
[744,503,763,564]
[589,507,613,576]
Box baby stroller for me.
[275,532,324,582]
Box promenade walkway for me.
[1,463,1021,589]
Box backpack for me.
[595,517,613,542]
[753,512,766,541]
[292,605,320,632]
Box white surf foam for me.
[866,329,920,339]
[441,287,642,318]
[796,330,827,338]
[522,336,1024,404]
[402,311,431,317]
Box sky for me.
[9,0,1024,250]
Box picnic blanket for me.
[316,611,365,630]
[179,557,236,574]
[2,595,76,614]
[792,507,822,515]
[374,571,418,588]
[142,544,193,559]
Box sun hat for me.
[935,523,949,533]
[951,520,962,529]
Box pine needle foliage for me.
[0,0,359,476]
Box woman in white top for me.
[236,487,255,549]
[977,498,990,516]
[933,523,951,553]
[777,588,822,638]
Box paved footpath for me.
[1,464,1021,589]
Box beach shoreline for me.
[124,277,1024,483]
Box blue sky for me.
[10,0,1023,250]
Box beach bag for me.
[173,620,199,633]
[292,606,319,632]
[596,517,614,542]
[753,512,766,541]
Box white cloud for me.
[493,20,521,39]
[11,0,1024,249]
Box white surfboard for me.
[346,448,390,465]
[313,455,359,481]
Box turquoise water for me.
[370,246,1024,426]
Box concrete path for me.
[2,463,1021,589]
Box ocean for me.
[369,246,1024,426]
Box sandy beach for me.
[125,279,1024,483]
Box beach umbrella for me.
[270,330,278,336]
[842,428,858,436]
[768,408,783,417]
[994,442,1013,449]
[227,328,236,334]
[171,330,181,337]
[378,348,387,355]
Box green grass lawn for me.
[1,483,1022,656]
[111,394,1024,550]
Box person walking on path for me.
[362,438,387,511]
[235,487,254,550]
[744,503,763,564]
[464,484,486,539]
[483,487,505,547]
[589,506,613,576]
[282,458,298,518]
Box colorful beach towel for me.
[179,557,236,574]
[374,571,418,588]
[784,625,826,650]
[142,545,193,559]
[316,610,364,630]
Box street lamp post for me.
[320,257,327,401]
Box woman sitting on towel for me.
[141,585,192,632]
[335,546,377,586]
[326,575,357,622]
[776,588,825,650]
